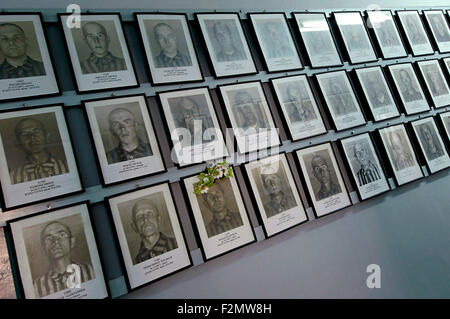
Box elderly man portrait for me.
[79,21,126,74]
[261,21,293,58]
[212,21,246,62]
[9,117,68,184]
[387,130,414,171]
[260,166,296,218]
[0,23,45,79]
[311,154,341,200]
[152,22,191,68]
[106,107,152,164]
[352,142,381,187]
[130,199,177,264]
[33,221,95,298]
[234,90,268,136]
[418,124,444,161]
[201,181,243,238]
[285,84,317,124]
[363,73,392,108]
[397,69,423,102]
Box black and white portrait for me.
[439,111,450,143]
[0,106,82,209]
[397,11,433,56]
[294,13,342,68]
[384,128,415,171]
[418,60,450,108]
[0,228,16,299]
[108,183,191,289]
[84,95,164,185]
[424,11,450,53]
[323,75,356,115]
[196,13,256,78]
[9,203,108,299]
[245,154,307,237]
[271,75,326,140]
[249,13,302,72]
[136,14,202,84]
[59,14,137,93]
[0,14,59,101]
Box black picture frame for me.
[416,58,450,109]
[133,12,205,86]
[0,12,62,103]
[422,10,450,54]
[57,12,140,94]
[0,103,85,212]
[436,110,450,149]
[81,93,167,187]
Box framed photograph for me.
[315,70,366,131]
[354,66,400,122]
[443,57,450,76]
[438,110,450,143]
[0,228,16,299]
[295,143,351,218]
[387,63,430,115]
[107,183,191,290]
[293,12,342,68]
[396,10,434,56]
[333,11,377,64]
[270,74,327,141]
[378,124,423,186]
[58,13,138,93]
[195,13,257,78]
[218,81,280,154]
[135,13,203,85]
[182,169,255,261]
[8,202,108,299]
[423,10,450,53]
[83,94,165,186]
[0,13,60,102]
[410,117,450,174]
[340,133,390,201]
[0,105,83,210]
[248,13,303,72]
[366,10,407,59]
[243,153,308,237]
[157,87,228,167]
[417,59,450,108]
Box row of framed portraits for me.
[1,9,450,100]
[1,58,450,210]
[3,112,450,298]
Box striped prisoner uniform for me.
[80,52,126,74]
[205,209,243,238]
[356,161,381,186]
[9,154,68,185]
[33,262,95,298]
[155,50,192,68]
[134,233,178,264]
[0,56,45,79]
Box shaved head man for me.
[0,23,45,79]
[311,154,341,200]
[152,22,191,68]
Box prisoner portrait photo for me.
[383,129,415,171]
[422,64,449,97]
[323,75,357,116]
[392,67,423,103]
[204,19,247,62]
[416,122,444,161]
[255,19,293,59]
[344,138,381,187]
[360,71,393,108]
[278,80,317,124]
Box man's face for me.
[236,94,257,126]
[265,23,279,44]
[400,70,412,86]
[0,25,27,59]
[312,156,330,184]
[83,23,109,56]
[287,86,301,100]
[262,173,282,194]
[132,203,160,237]
[432,16,445,36]
[179,98,197,117]
[16,119,46,155]
[330,82,342,95]
[214,23,232,48]
[109,110,137,144]
[42,223,73,260]
[155,25,177,56]
[421,125,436,152]
[354,143,369,166]
[390,132,404,153]
[204,185,225,214]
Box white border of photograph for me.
[379,124,423,185]
[9,203,108,299]
[271,75,327,140]
[293,12,342,68]
[196,13,257,78]
[397,11,434,56]
[355,66,400,121]
[340,133,390,200]
[411,117,450,174]
[183,168,255,260]
[296,143,351,217]
[158,87,228,167]
[423,10,450,53]
[244,153,308,237]
[107,183,191,290]
[0,105,82,209]
[333,12,377,64]
[84,95,165,185]
[388,63,430,115]
[0,14,59,101]
[417,59,450,108]
[366,10,407,59]
[59,14,138,93]
[316,70,366,131]
[135,13,203,84]
[219,81,280,154]
[248,13,303,72]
